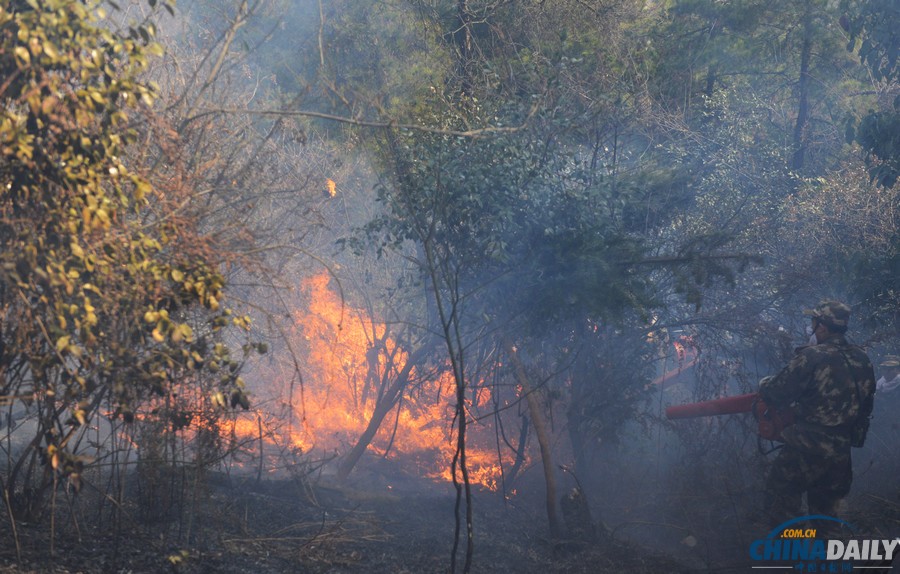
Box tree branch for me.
[184,105,538,139]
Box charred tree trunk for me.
[560,487,596,547]
[791,0,812,171]
[454,0,474,96]
[504,414,529,489]
[502,339,562,538]
[335,354,418,482]
[703,19,720,99]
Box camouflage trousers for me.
[765,445,852,530]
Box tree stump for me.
[560,487,596,548]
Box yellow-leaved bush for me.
[0,0,253,506]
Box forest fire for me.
[7,1,900,572]
[238,273,514,491]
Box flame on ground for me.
[243,273,522,491]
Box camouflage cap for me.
[881,355,900,368]
[803,300,851,328]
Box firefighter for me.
[872,355,900,437]
[758,300,876,527]
[876,355,900,393]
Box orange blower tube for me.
[665,392,757,419]
[665,392,794,441]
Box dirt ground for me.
[0,463,701,574]
[1,463,898,574]
[1,417,898,574]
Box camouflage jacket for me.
[759,334,876,432]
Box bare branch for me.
[184,104,539,138]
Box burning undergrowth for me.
[232,272,529,493]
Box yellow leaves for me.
[48,445,60,470]
[46,443,87,493]
[93,210,110,231]
[167,550,190,566]
[137,85,156,108]
[145,308,193,345]
[74,407,86,427]
[192,279,206,298]
[42,40,59,61]
[56,335,70,353]
[13,46,30,66]
[171,323,193,344]
[80,197,113,232]
[26,92,41,115]
[326,178,337,197]
[14,133,34,161]
[28,36,42,57]
[0,0,255,449]
[231,314,251,330]
[41,94,59,115]
[88,90,107,106]
[83,297,97,327]
[55,334,83,357]
[15,21,29,43]
[133,178,150,202]
[211,392,227,409]
[147,43,165,58]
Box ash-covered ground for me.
[0,393,898,573]
[0,460,692,574]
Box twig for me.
[184,105,538,139]
[0,475,22,562]
[863,493,900,510]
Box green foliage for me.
[565,321,657,447]
[364,96,533,258]
[854,108,900,188]
[654,0,865,175]
[363,93,646,328]
[841,0,900,82]
[779,162,900,326]
[0,0,248,505]
[839,0,900,188]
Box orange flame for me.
[260,273,514,490]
